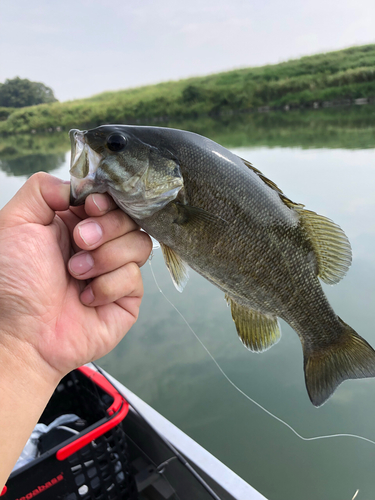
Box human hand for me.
[0,172,152,384]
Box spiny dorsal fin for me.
[226,295,281,352]
[304,318,375,407]
[240,157,297,206]
[160,243,189,292]
[294,206,352,285]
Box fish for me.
[69,124,375,407]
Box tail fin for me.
[304,319,375,407]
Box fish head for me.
[69,125,184,219]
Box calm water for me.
[1,114,375,500]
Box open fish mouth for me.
[69,129,102,205]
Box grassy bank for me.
[1,44,375,135]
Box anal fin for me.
[160,243,189,292]
[226,296,281,352]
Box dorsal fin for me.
[160,243,189,292]
[226,295,281,352]
[239,156,351,285]
[240,157,297,206]
[294,206,352,285]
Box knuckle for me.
[136,231,153,258]
[93,274,112,300]
[142,231,153,253]
[125,262,141,282]
[117,210,138,231]
[29,171,48,185]
[131,308,140,322]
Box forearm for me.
[0,337,59,488]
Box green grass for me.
[1,44,375,135]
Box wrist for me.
[0,332,60,488]
[0,330,61,397]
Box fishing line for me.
[148,259,375,447]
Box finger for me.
[55,210,83,254]
[80,262,143,307]
[115,296,143,320]
[68,206,88,220]
[84,194,118,217]
[73,209,138,250]
[59,195,118,240]
[68,230,152,279]
[0,173,70,228]
[56,209,82,234]
[94,295,143,346]
[68,195,117,220]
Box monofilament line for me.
[149,260,375,447]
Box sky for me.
[1,0,375,103]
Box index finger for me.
[68,194,117,221]
[84,194,118,217]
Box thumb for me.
[0,172,70,227]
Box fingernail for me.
[81,286,94,305]
[92,194,109,212]
[69,252,94,276]
[78,222,103,246]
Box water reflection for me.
[168,105,375,149]
[0,104,374,178]
[0,153,66,176]
[0,132,69,177]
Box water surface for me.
[1,111,374,500]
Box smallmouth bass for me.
[69,125,375,407]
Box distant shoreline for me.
[21,98,375,135]
[1,43,374,135]
[1,105,375,170]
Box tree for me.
[0,77,58,108]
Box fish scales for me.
[69,125,375,407]
[138,132,318,317]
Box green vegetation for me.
[0,77,57,109]
[0,106,15,121]
[0,44,374,135]
[1,104,374,177]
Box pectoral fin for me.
[173,202,227,226]
[226,296,281,352]
[160,243,189,292]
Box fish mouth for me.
[69,129,102,206]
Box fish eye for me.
[106,134,127,152]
